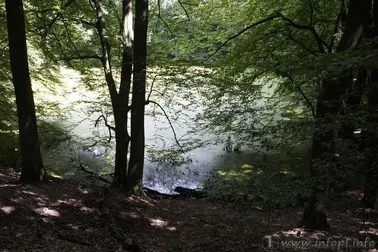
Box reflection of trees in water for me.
[143,162,203,193]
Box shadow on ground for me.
[0,168,377,252]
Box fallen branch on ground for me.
[78,163,112,184]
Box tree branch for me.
[178,0,190,21]
[95,115,116,143]
[60,54,102,62]
[147,75,158,101]
[156,0,175,37]
[41,0,76,36]
[329,0,346,53]
[285,74,316,117]
[206,14,280,60]
[276,11,328,53]
[146,100,184,152]
[285,31,319,56]
[78,163,112,184]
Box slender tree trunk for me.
[93,0,129,188]
[5,0,45,183]
[127,0,148,192]
[301,0,372,229]
[117,0,133,188]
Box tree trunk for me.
[362,69,378,208]
[339,70,366,139]
[93,0,130,188]
[5,0,45,183]
[116,0,133,188]
[301,0,372,229]
[127,0,148,192]
[362,1,378,207]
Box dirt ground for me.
[0,168,377,252]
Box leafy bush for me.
[204,149,312,207]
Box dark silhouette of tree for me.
[5,0,45,183]
[302,0,373,229]
[127,0,149,192]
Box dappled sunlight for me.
[281,228,328,239]
[127,195,155,207]
[52,199,83,207]
[77,186,90,194]
[359,228,378,236]
[80,206,95,213]
[34,207,60,217]
[0,183,19,188]
[358,222,378,225]
[21,190,37,196]
[1,206,15,214]
[148,217,177,231]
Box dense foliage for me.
[1,0,378,230]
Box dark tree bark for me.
[127,0,148,192]
[5,0,45,183]
[93,0,130,188]
[301,0,372,229]
[116,0,133,187]
[362,0,378,208]
[338,70,366,139]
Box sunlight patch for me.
[359,228,378,236]
[0,184,19,188]
[77,187,89,194]
[34,207,60,217]
[148,218,177,231]
[54,199,83,207]
[1,206,15,214]
[22,190,37,196]
[149,218,168,227]
[80,206,95,213]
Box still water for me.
[40,67,278,193]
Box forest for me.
[0,0,378,251]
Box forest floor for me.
[0,168,377,252]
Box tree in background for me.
[32,0,149,192]
[5,0,45,182]
[127,0,149,192]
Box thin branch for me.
[78,163,112,184]
[206,14,280,60]
[146,100,184,152]
[180,2,198,6]
[156,0,175,37]
[178,0,190,21]
[95,115,116,143]
[329,0,346,53]
[147,75,158,101]
[62,15,82,59]
[276,11,328,53]
[285,31,319,56]
[285,74,316,117]
[307,0,314,25]
[42,0,76,36]
[60,54,102,62]
[76,19,97,27]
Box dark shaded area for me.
[1,168,377,251]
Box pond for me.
[40,67,281,193]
